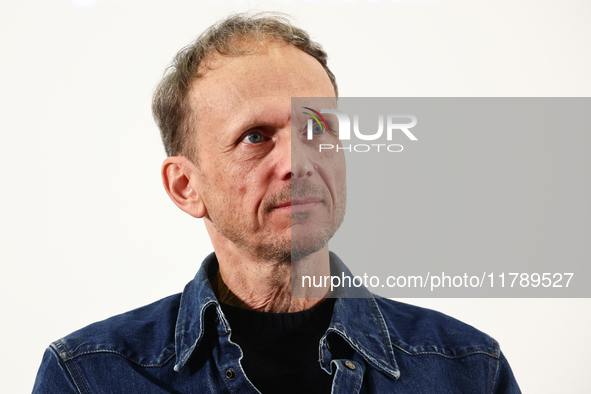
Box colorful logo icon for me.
[302,107,328,133]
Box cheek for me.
[321,153,346,197]
[219,160,251,193]
[318,149,346,175]
[235,175,247,193]
[232,165,267,199]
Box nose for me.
[277,131,315,181]
[289,134,315,179]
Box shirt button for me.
[226,368,236,380]
[345,360,356,370]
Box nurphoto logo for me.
[302,107,418,153]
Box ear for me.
[161,156,207,218]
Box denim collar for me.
[173,252,399,380]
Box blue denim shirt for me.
[33,253,520,393]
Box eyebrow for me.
[231,105,292,134]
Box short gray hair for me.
[152,12,338,161]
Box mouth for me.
[273,197,323,214]
[291,197,323,206]
[265,181,330,215]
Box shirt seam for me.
[176,281,190,361]
[52,341,91,393]
[488,339,501,394]
[369,296,397,368]
[52,342,176,368]
[392,343,500,359]
[331,362,344,394]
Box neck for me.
[210,238,331,313]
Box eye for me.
[242,131,264,144]
[312,123,325,135]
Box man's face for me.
[187,41,345,262]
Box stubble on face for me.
[204,176,345,265]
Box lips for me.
[264,180,330,214]
[274,197,322,209]
[291,197,323,206]
[274,201,291,209]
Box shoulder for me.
[374,297,500,359]
[50,293,182,367]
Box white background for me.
[1,0,590,392]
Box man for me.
[33,13,520,393]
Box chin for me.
[254,239,292,264]
[251,235,326,264]
[291,234,330,263]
